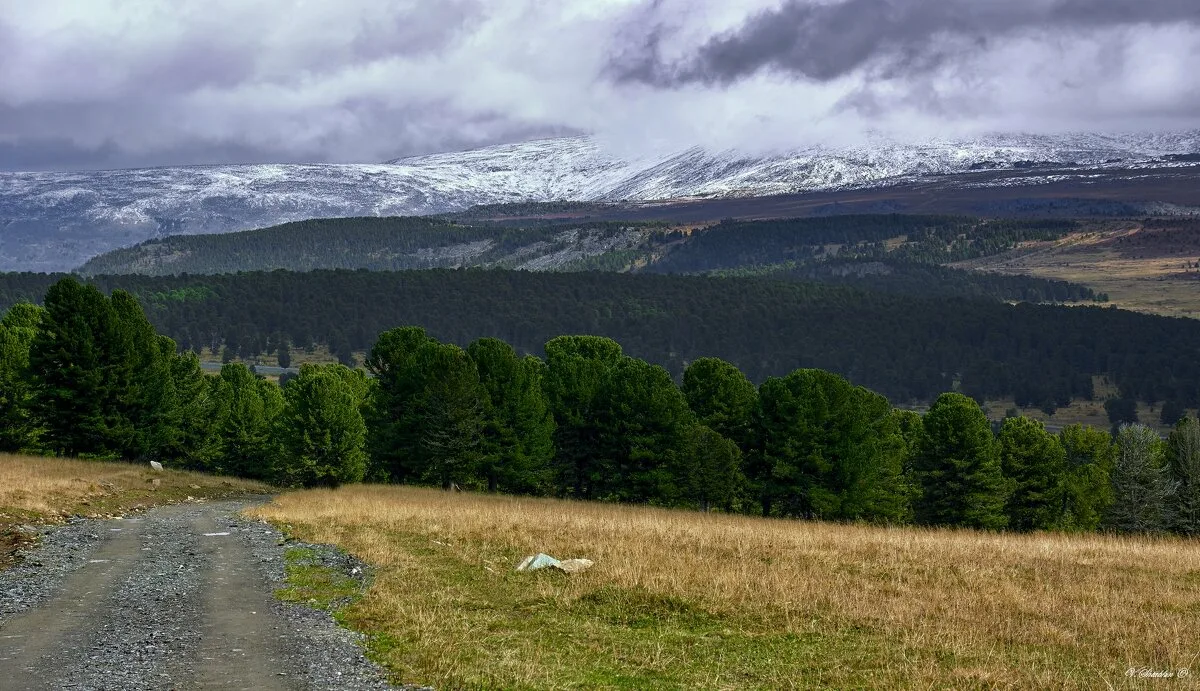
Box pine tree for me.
[543,335,623,498]
[210,363,281,479]
[1104,424,1174,534]
[161,349,221,470]
[1057,424,1115,531]
[998,416,1067,531]
[28,278,130,458]
[109,290,177,460]
[468,338,555,494]
[0,303,43,452]
[277,340,292,369]
[277,364,368,488]
[682,357,758,453]
[364,326,436,482]
[1166,416,1200,536]
[847,395,914,524]
[592,356,696,505]
[889,408,926,517]
[682,425,744,512]
[411,342,484,490]
[757,369,910,522]
[1160,400,1186,427]
[913,392,1009,530]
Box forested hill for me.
[79,214,1077,276]
[0,269,1196,409]
[76,216,664,276]
[76,213,1098,305]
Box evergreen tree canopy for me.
[682,425,745,512]
[1166,416,1200,536]
[209,363,282,480]
[468,337,555,494]
[1104,424,1173,534]
[278,364,369,488]
[28,278,131,458]
[757,369,910,522]
[0,303,43,452]
[410,341,485,489]
[1057,424,1115,532]
[543,335,623,498]
[914,393,1008,530]
[593,356,696,504]
[682,357,758,453]
[364,326,437,482]
[998,416,1067,531]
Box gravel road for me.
[0,499,404,690]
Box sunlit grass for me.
[0,453,269,519]
[251,485,1200,689]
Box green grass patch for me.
[319,530,910,690]
[276,547,363,611]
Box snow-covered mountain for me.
[3,132,1200,272]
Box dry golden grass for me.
[0,454,267,517]
[976,398,1190,435]
[952,224,1200,319]
[0,454,269,568]
[251,485,1200,689]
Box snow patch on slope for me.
[2,132,1200,271]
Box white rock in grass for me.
[149,461,164,471]
[516,553,561,571]
[555,559,594,574]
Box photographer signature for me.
[1126,667,1190,680]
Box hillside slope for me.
[77,217,660,276]
[74,214,1102,308]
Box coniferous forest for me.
[3,276,1199,536]
[0,268,1196,410]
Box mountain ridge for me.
[4,132,1200,272]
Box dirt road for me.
[0,500,395,690]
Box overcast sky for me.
[3,0,1200,171]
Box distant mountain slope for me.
[76,213,1099,308]
[5,132,1200,271]
[76,216,661,276]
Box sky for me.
[2,0,1200,171]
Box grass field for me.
[0,454,269,569]
[251,485,1200,689]
[953,222,1200,320]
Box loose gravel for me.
[0,499,418,690]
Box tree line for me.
[646,215,1079,273]
[3,277,1198,535]
[714,258,1101,304]
[2,268,1197,410]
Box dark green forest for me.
[715,258,1100,303]
[76,214,1098,307]
[3,278,1197,537]
[644,215,1079,272]
[77,216,579,275]
[0,269,1196,410]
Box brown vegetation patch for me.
[0,454,269,570]
[251,485,1200,689]
[953,222,1200,319]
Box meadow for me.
[0,454,268,568]
[954,222,1200,320]
[252,485,1200,689]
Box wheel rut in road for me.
[0,500,395,691]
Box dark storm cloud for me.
[609,0,1200,87]
[3,1,1200,172]
[0,1,531,171]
